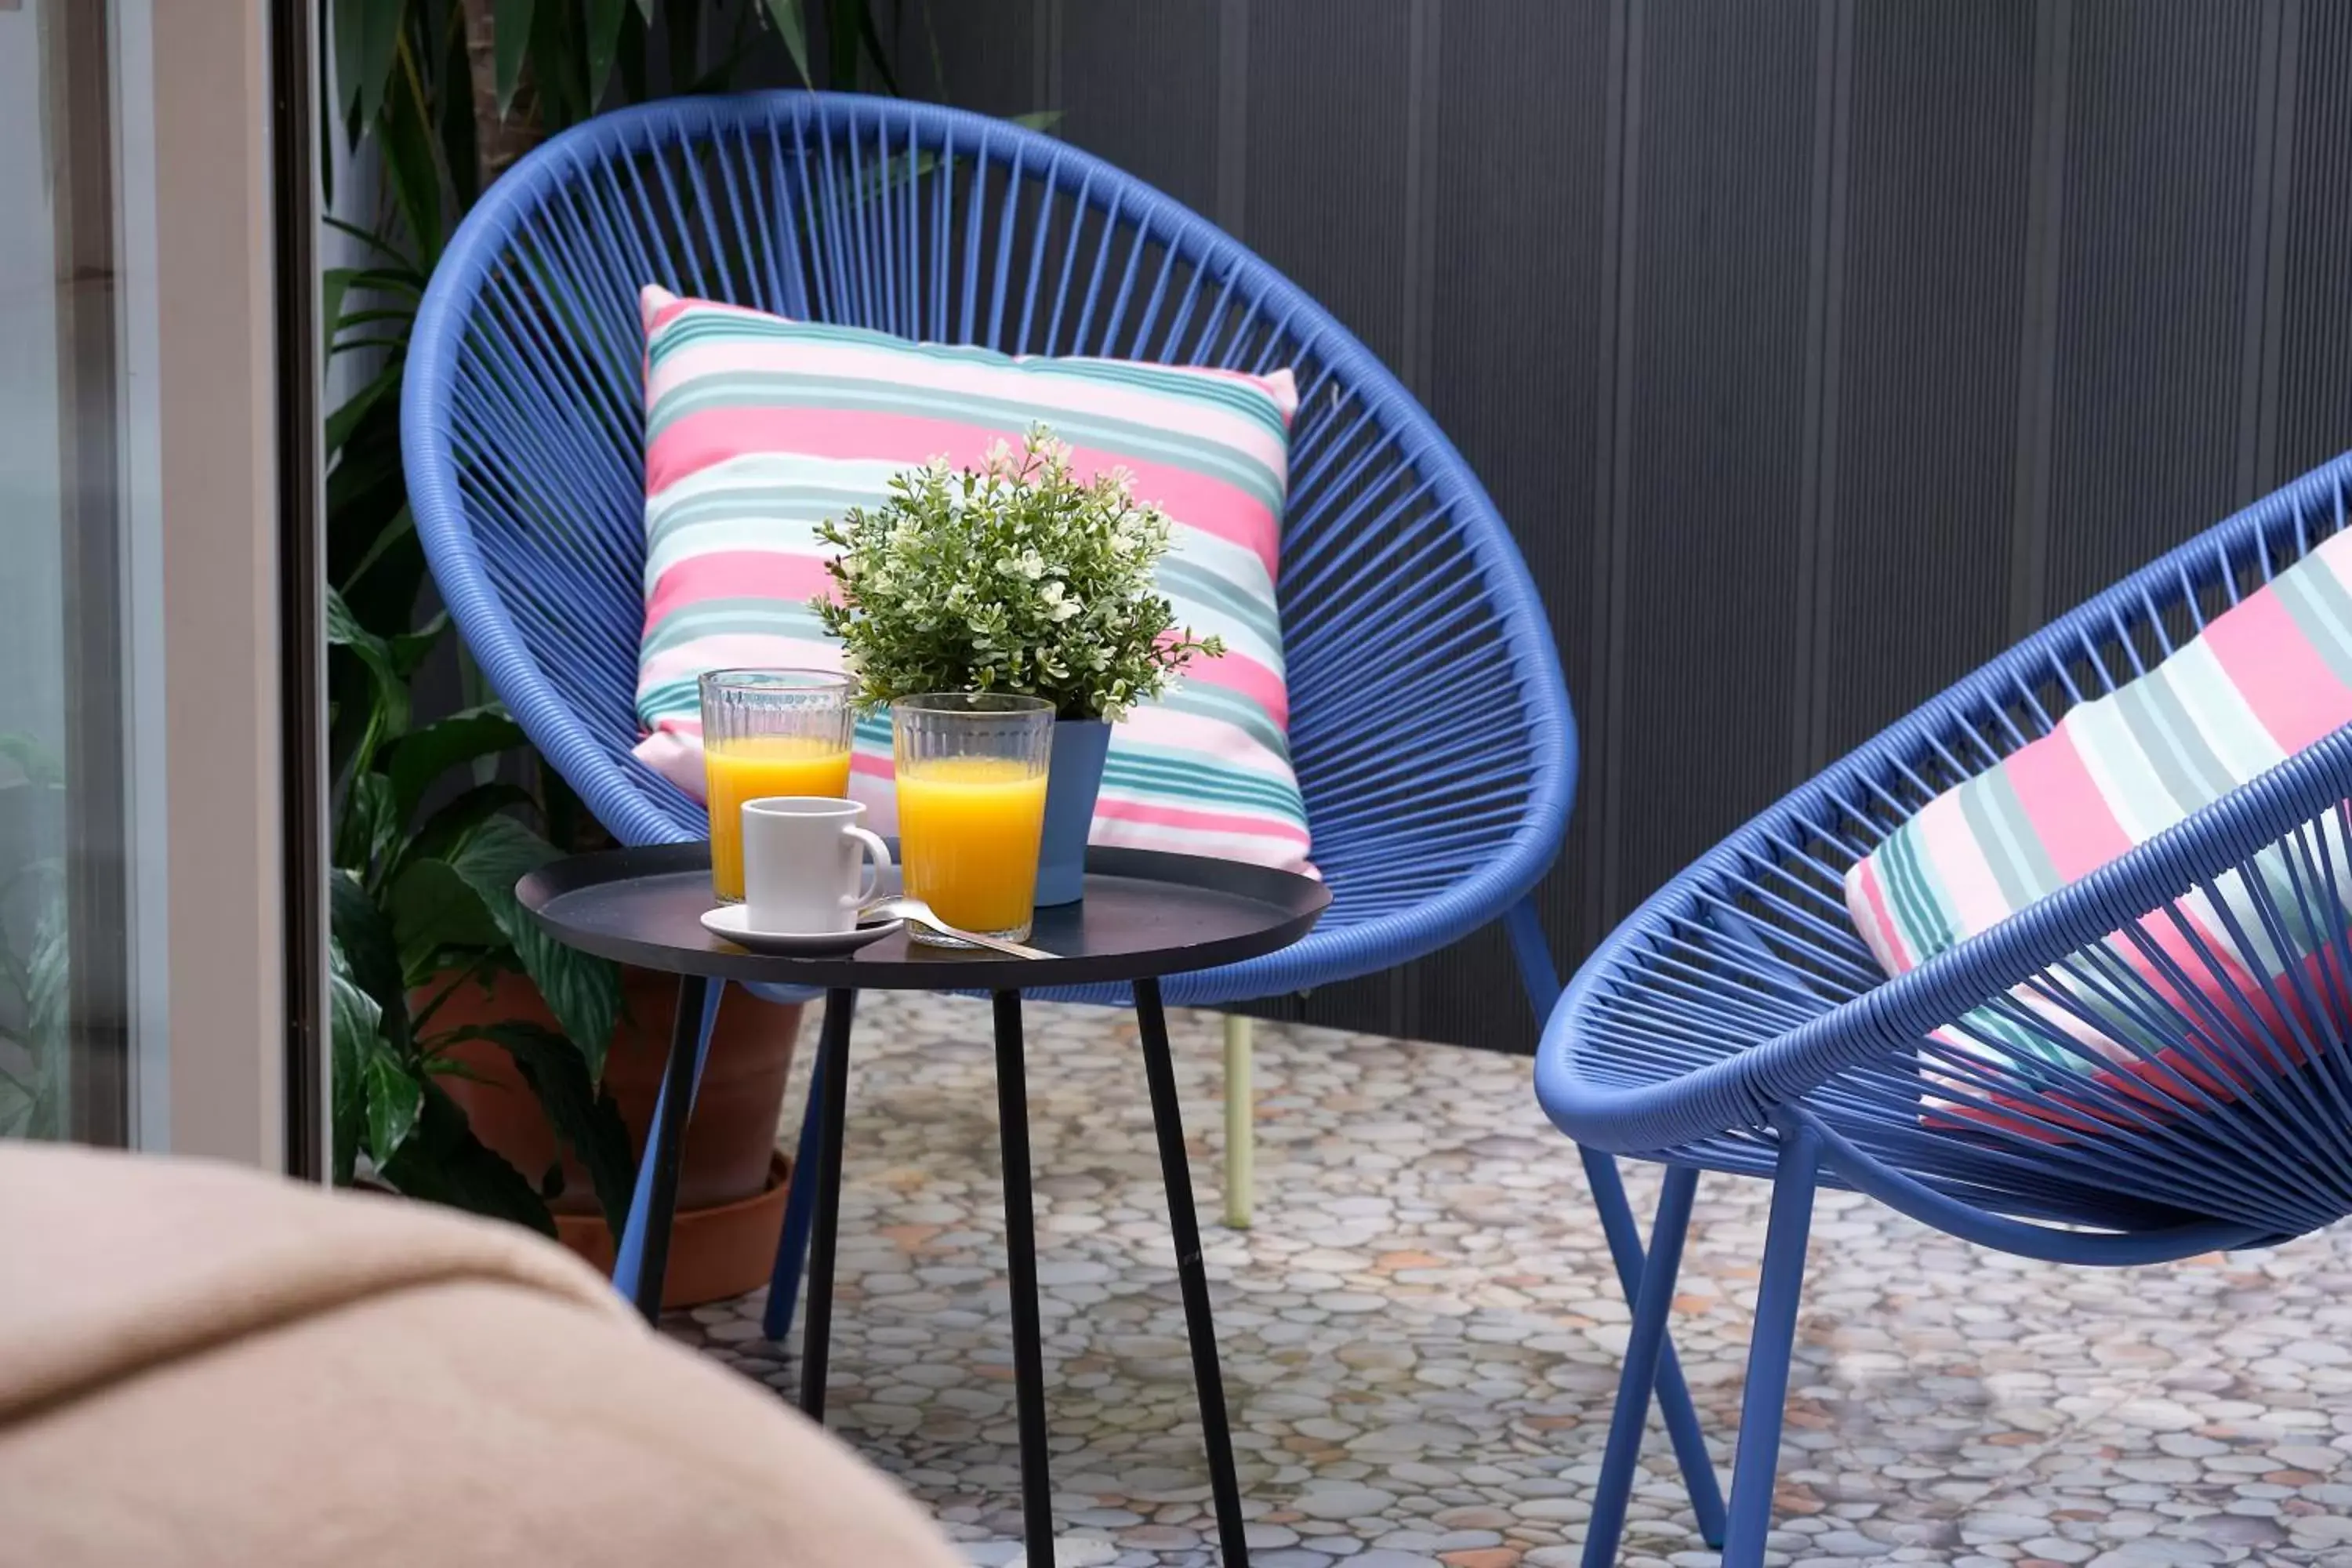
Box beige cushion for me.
[0,1142,961,1568]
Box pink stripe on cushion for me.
[1093,793,1315,846]
[648,407,1282,577]
[2002,720,2133,882]
[652,337,1294,461]
[2198,587,2352,753]
[646,552,838,626]
[1849,858,1911,972]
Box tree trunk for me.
[459,0,543,192]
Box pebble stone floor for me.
[663,991,2352,1568]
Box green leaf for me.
[494,0,535,117]
[379,44,445,268]
[410,782,536,863]
[388,608,449,682]
[321,214,422,272]
[441,1021,635,1236]
[321,267,356,362]
[633,0,653,22]
[760,0,811,85]
[442,815,619,1078]
[387,855,507,980]
[436,3,481,213]
[326,585,408,767]
[379,1080,557,1234]
[334,0,402,130]
[524,0,584,127]
[329,870,409,1047]
[328,960,373,1184]
[384,704,524,824]
[362,1040,424,1163]
[854,0,898,95]
[336,504,416,602]
[334,770,401,877]
[324,356,402,461]
[586,0,626,105]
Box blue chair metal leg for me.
[1580,1148,1726,1543]
[1719,1125,1821,1567]
[762,1041,830,1340]
[1508,898,1727,1546]
[1581,1163,1700,1568]
[613,976,726,1318]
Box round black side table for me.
[517,843,1329,1568]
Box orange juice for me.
[896,757,1051,935]
[705,737,854,900]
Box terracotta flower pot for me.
[423,967,804,1307]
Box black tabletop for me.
[516,842,1329,990]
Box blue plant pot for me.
[1035,718,1110,907]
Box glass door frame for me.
[114,0,325,1172]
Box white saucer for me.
[699,905,904,956]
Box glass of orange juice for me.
[699,669,855,902]
[891,693,1054,945]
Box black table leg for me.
[798,988,858,1421]
[1134,978,1251,1566]
[635,973,710,1322]
[992,989,1056,1559]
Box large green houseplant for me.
[322,0,909,1232]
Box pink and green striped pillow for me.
[631,286,1312,875]
[1845,527,2352,1123]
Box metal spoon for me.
[859,895,1054,960]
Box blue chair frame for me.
[406,89,1723,1544]
[1541,453,2352,1565]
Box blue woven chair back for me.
[1544,452,2352,1243]
[404,93,1573,1007]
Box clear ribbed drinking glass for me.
[698,669,855,902]
[891,693,1055,944]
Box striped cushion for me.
[631,286,1312,874]
[1845,527,2352,1123]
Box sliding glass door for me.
[1,0,321,1168]
[0,0,137,1144]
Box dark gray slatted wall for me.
[1600,0,1821,936]
[2271,0,2351,484]
[919,0,2339,1053]
[2039,1,2268,616]
[1054,2,1223,214]
[1817,2,2035,759]
[1416,0,1617,1050]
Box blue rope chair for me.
[1541,452,2352,1566]
[404,92,1728,1540]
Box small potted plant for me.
[815,428,1222,904]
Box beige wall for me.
[149,0,285,1169]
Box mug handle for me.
[841,825,893,910]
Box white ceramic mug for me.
[739,797,893,934]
